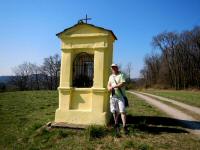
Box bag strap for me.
[112,75,125,97]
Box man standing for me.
[107,64,128,135]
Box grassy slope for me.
[0,91,200,150]
[142,89,200,107]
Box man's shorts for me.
[110,96,125,113]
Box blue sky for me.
[0,0,200,77]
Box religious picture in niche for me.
[73,52,94,87]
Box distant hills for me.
[0,76,12,83]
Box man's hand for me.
[107,81,113,92]
[108,86,113,92]
[113,82,125,88]
[112,85,117,88]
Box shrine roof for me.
[56,22,117,40]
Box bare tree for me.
[40,54,60,90]
[141,26,200,89]
[125,62,132,83]
[12,62,32,90]
[30,64,41,90]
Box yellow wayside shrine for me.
[54,21,117,126]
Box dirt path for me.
[139,91,200,116]
[128,91,200,137]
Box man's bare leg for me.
[121,112,126,127]
[113,111,119,125]
[113,111,120,136]
[121,112,128,134]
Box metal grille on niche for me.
[72,52,94,87]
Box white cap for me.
[111,63,118,67]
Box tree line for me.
[141,26,200,89]
[9,54,61,91]
[2,53,133,91]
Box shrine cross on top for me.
[78,14,92,24]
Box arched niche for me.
[72,52,94,87]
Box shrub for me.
[85,125,106,141]
[122,140,137,149]
[138,143,151,150]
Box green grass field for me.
[0,91,200,150]
[142,89,200,107]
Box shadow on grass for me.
[109,115,200,134]
[128,116,188,134]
